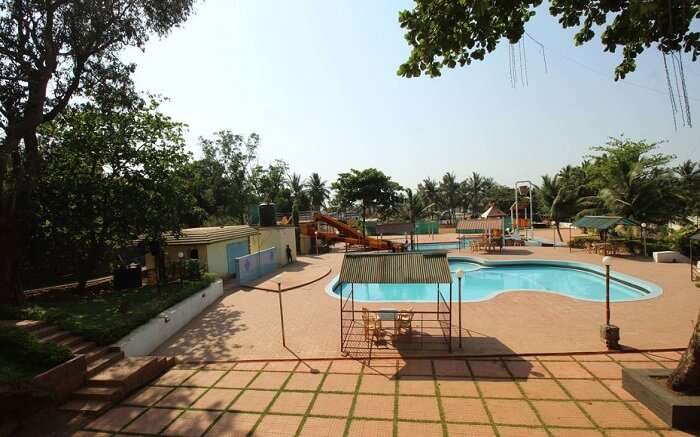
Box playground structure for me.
[510,180,535,240]
[300,213,402,251]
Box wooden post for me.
[448,282,452,353]
[278,282,286,347]
[458,276,462,349]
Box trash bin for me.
[113,264,142,290]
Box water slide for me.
[307,213,400,250]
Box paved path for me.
[154,248,699,362]
[77,351,696,436]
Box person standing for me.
[286,244,293,264]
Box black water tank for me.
[259,203,276,226]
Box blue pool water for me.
[413,242,464,251]
[328,258,661,303]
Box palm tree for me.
[463,172,493,217]
[306,172,329,212]
[418,178,439,207]
[539,174,568,242]
[439,172,460,225]
[675,160,700,222]
[287,173,309,212]
[399,189,433,249]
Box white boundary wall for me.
[114,280,224,356]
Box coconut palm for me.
[287,173,309,211]
[399,189,434,249]
[463,172,494,217]
[539,174,576,242]
[439,172,460,225]
[306,172,329,211]
[675,160,700,221]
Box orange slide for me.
[304,213,401,251]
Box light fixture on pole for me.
[456,269,464,349]
[600,256,620,349]
[641,223,647,258]
[552,221,557,247]
[315,230,319,256]
[273,275,286,347]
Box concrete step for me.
[37,330,71,344]
[70,386,123,403]
[88,357,163,393]
[31,324,61,339]
[69,340,97,355]
[55,335,84,349]
[86,351,124,378]
[83,346,110,362]
[59,399,112,415]
[13,320,49,332]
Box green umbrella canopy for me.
[573,216,639,230]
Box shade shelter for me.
[572,216,640,255]
[337,252,453,354]
[690,232,700,281]
[457,218,504,251]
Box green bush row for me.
[0,327,72,384]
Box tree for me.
[196,132,259,223]
[36,97,194,292]
[250,159,290,212]
[418,178,440,208]
[306,173,330,211]
[399,189,433,250]
[586,138,679,224]
[0,0,196,303]
[398,1,699,80]
[287,173,310,211]
[675,160,700,223]
[462,172,494,217]
[438,172,461,225]
[539,174,570,241]
[331,168,402,240]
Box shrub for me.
[0,327,72,384]
[181,259,203,280]
[569,235,599,248]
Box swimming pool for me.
[327,257,662,303]
[413,242,464,251]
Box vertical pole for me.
[436,284,439,313]
[605,265,611,326]
[643,227,647,258]
[339,282,343,351]
[569,223,572,253]
[458,276,462,349]
[278,282,286,347]
[351,283,355,321]
[691,244,693,281]
[529,183,533,239]
[449,282,452,353]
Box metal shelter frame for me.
[336,252,453,355]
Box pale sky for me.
[123,1,699,190]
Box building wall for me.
[250,226,297,265]
[206,237,250,277]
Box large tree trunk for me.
[556,223,564,242]
[668,308,700,394]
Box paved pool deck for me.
[153,242,699,362]
[78,352,697,437]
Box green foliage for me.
[584,138,680,224]
[332,168,403,220]
[306,173,330,211]
[180,259,203,280]
[15,280,212,345]
[34,96,195,290]
[0,327,72,384]
[398,0,699,80]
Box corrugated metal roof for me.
[457,218,503,232]
[164,225,259,245]
[339,252,451,284]
[573,216,639,230]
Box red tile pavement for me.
[152,249,700,361]
[82,354,700,437]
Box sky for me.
[122,1,700,190]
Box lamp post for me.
[273,275,286,347]
[315,230,319,256]
[456,269,464,349]
[552,221,557,247]
[641,223,647,258]
[601,256,620,349]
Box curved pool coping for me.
[324,256,663,303]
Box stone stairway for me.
[14,320,174,415]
